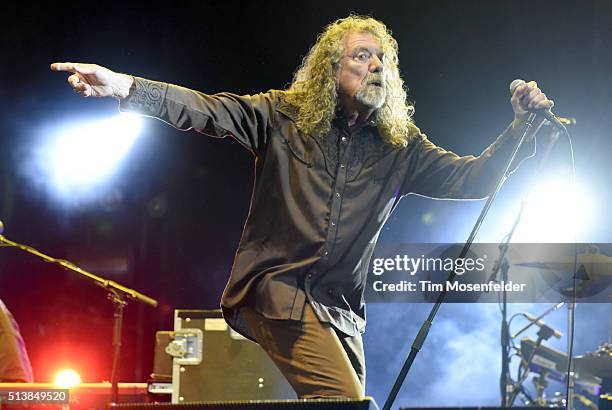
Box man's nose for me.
[370,55,383,73]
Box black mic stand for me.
[382,114,538,410]
[485,126,561,407]
[0,229,158,405]
[486,200,524,407]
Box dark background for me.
[1,1,611,406]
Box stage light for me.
[54,368,81,388]
[39,113,142,198]
[509,178,593,243]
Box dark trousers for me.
[244,302,365,399]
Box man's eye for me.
[354,52,371,63]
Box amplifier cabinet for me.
[169,309,295,403]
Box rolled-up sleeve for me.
[402,124,536,199]
[120,77,276,156]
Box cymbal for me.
[515,252,612,277]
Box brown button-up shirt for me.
[120,78,534,339]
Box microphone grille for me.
[509,79,525,94]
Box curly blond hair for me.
[285,15,420,147]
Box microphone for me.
[524,312,563,339]
[509,79,568,133]
[557,116,576,126]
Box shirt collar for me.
[334,112,377,134]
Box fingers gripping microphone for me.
[509,79,568,133]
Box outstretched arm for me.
[50,63,275,155]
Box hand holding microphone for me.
[510,79,567,133]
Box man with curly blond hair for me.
[52,15,552,399]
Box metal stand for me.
[0,229,158,405]
[533,371,550,406]
[109,291,127,403]
[382,114,538,410]
[566,301,576,410]
[485,127,562,407]
[488,209,522,407]
[500,257,511,406]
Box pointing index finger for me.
[50,62,78,73]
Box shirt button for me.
[328,289,333,295]
[335,192,341,198]
[324,251,329,256]
[340,164,345,168]
[341,136,347,143]
[331,221,336,226]
[307,273,312,278]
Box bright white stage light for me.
[44,113,142,196]
[511,178,593,243]
[53,368,81,388]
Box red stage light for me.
[53,369,81,388]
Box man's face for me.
[336,31,386,110]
